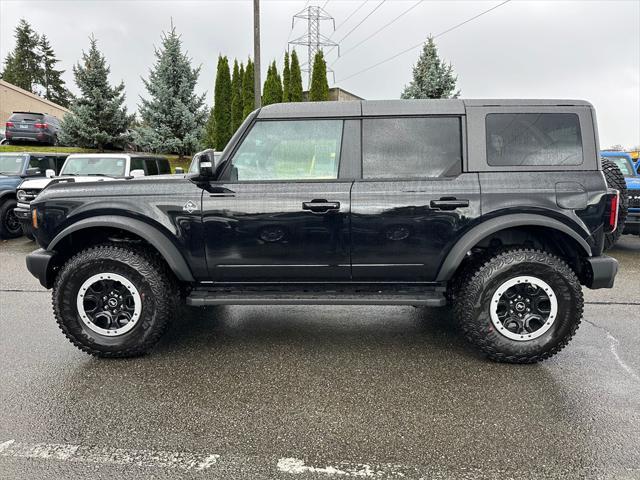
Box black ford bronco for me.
[25,100,620,363]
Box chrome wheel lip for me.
[490,275,558,342]
[76,273,142,337]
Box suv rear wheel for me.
[53,244,177,357]
[454,249,583,363]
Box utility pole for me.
[289,4,338,88]
[253,0,261,108]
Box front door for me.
[203,118,353,282]
[350,116,481,281]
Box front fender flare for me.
[48,215,195,282]
[435,214,592,282]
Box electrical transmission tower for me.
[289,4,339,87]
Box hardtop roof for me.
[257,99,593,118]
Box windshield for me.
[608,157,636,177]
[61,156,127,176]
[0,155,26,175]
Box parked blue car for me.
[601,151,640,236]
[0,152,68,238]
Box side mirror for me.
[175,167,184,174]
[130,169,145,177]
[192,149,222,179]
[45,169,55,178]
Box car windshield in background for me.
[9,113,44,123]
[0,155,26,175]
[609,157,636,176]
[61,157,127,176]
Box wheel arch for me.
[436,214,592,282]
[48,216,195,283]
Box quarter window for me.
[486,113,583,166]
[230,120,343,181]
[362,117,462,179]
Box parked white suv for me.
[14,153,170,238]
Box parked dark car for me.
[4,111,61,145]
[25,99,619,363]
[0,152,68,238]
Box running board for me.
[186,285,447,307]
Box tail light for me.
[34,123,48,129]
[5,122,14,128]
[604,191,619,233]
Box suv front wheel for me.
[53,244,176,357]
[454,249,583,363]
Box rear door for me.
[350,115,481,281]
[203,118,358,281]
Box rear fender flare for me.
[436,214,592,282]
[48,215,195,282]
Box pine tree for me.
[213,55,232,150]
[309,51,329,102]
[401,36,460,99]
[289,50,303,102]
[242,59,255,118]
[231,59,243,132]
[38,35,72,107]
[1,19,41,92]
[59,36,132,149]
[202,108,216,148]
[262,61,282,106]
[282,51,291,102]
[134,26,207,157]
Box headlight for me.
[17,190,27,202]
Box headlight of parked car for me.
[17,190,27,202]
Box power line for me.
[322,0,330,9]
[325,0,386,56]
[331,0,423,67]
[336,0,511,83]
[332,0,369,34]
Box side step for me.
[186,284,447,307]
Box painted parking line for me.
[277,457,406,477]
[0,439,219,471]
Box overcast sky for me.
[1,0,638,147]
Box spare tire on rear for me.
[602,158,628,250]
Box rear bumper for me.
[584,255,618,289]
[623,210,640,235]
[26,248,56,288]
[5,131,53,143]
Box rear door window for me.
[144,159,159,176]
[486,113,583,166]
[362,117,462,179]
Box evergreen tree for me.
[401,36,460,99]
[289,49,303,102]
[59,36,132,149]
[242,59,255,118]
[282,51,291,102]
[202,108,216,149]
[213,55,232,150]
[134,26,207,157]
[38,35,72,107]
[262,61,282,106]
[1,19,41,92]
[309,50,329,102]
[231,59,243,132]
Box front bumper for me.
[26,249,56,288]
[584,255,618,289]
[14,205,30,223]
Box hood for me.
[0,174,22,191]
[625,177,640,191]
[20,175,120,191]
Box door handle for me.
[430,197,469,210]
[302,200,341,214]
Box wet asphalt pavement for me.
[0,236,639,479]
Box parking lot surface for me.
[1,236,639,479]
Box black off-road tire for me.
[21,224,34,240]
[0,199,22,239]
[53,244,178,358]
[602,158,628,250]
[454,249,583,364]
